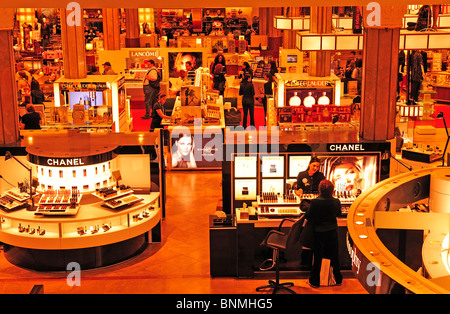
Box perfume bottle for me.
[318,92,330,105]
[303,92,315,108]
[289,92,301,106]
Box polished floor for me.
[0,170,367,294]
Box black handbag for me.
[224,108,242,126]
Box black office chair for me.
[256,216,304,294]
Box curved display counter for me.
[347,167,450,294]
[0,131,165,271]
[0,193,161,271]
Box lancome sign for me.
[129,50,160,58]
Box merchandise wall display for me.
[348,167,450,294]
[0,132,164,270]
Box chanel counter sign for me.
[28,152,115,167]
[328,144,366,152]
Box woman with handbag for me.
[304,180,343,288]
[295,157,325,269]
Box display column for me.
[60,7,87,79]
[0,9,20,144]
[258,7,283,55]
[125,8,140,48]
[308,7,332,77]
[282,7,302,49]
[360,5,405,141]
[102,8,121,50]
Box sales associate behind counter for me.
[295,157,325,196]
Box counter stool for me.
[256,217,304,294]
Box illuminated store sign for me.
[286,80,332,88]
[129,50,160,58]
[47,158,85,166]
[29,152,115,167]
[59,82,109,91]
[328,144,366,152]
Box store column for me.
[258,8,283,56]
[359,5,405,141]
[0,9,20,144]
[125,8,140,48]
[103,8,121,50]
[60,7,87,79]
[309,7,332,77]
[282,7,302,49]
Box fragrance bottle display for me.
[318,92,330,105]
[289,92,301,106]
[303,92,316,108]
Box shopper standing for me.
[260,72,273,124]
[239,74,255,129]
[212,63,226,96]
[142,60,161,120]
[305,180,343,288]
[150,93,172,130]
[410,50,425,105]
[238,62,253,80]
[211,53,227,76]
[30,79,45,104]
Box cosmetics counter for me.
[42,75,131,133]
[97,47,210,100]
[0,131,165,270]
[210,129,391,277]
[271,73,354,129]
[347,167,450,294]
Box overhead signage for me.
[286,80,333,88]
[328,144,366,152]
[59,81,109,91]
[28,152,115,167]
[129,50,160,58]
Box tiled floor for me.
[0,170,367,294]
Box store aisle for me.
[0,170,366,294]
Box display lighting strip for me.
[396,104,423,118]
[275,13,450,32]
[296,31,364,51]
[296,29,450,51]
[273,16,309,30]
[275,14,450,32]
[347,167,450,294]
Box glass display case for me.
[217,129,391,277]
[51,75,130,132]
[429,71,450,103]
[0,131,164,270]
[272,73,347,127]
[221,130,391,215]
